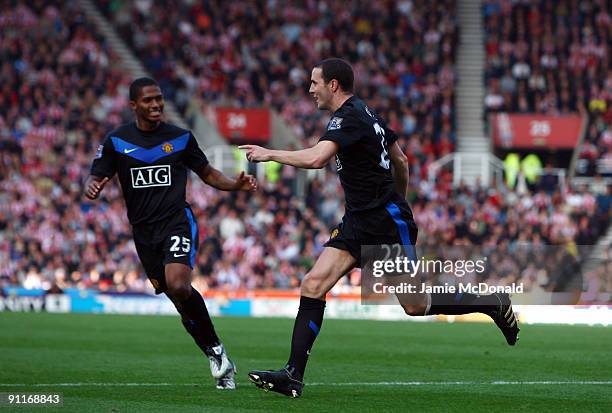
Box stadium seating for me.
[0,1,136,289]
[482,0,611,176]
[99,0,459,172]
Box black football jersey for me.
[90,122,208,225]
[319,96,399,212]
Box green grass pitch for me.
[0,312,610,412]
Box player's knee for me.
[301,272,327,299]
[401,304,426,316]
[166,280,191,302]
[165,263,192,302]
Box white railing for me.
[597,158,612,175]
[428,153,581,192]
[571,176,612,189]
[205,145,250,177]
[427,152,505,187]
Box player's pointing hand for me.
[239,145,271,162]
[234,171,258,192]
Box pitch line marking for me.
[309,381,612,386]
[0,381,611,387]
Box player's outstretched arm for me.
[389,142,409,198]
[196,164,257,192]
[84,175,110,200]
[239,141,338,169]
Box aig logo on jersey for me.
[130,165,171,188]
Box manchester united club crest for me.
[162,143,173,153]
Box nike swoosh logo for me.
[124,148,138,154]
[173,254,187,257]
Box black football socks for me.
[427,292,500,316]
[286,296,325,381]
[177,287,221,351]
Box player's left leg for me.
[388,241,519,345]
[430,292,520,345]
[249,247,357,398]
[165,263,236,389]
[383,199,519,345]
[398,290,520,345]
[387,242,520,345]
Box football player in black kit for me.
[85,77,257,390]
[241,58,519,398]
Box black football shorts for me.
[324,195,418,268]
[132,207,199,294]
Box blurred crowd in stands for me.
[0,1,130,287]
[99,0,459,179]
[0,1,609,302]
[483,0,611,176]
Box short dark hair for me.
[314,58,354,93]
[129,77,159,101]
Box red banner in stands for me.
[491,113,585,149]
[215,108,271,143]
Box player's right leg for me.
[133,210,235,389]
[249,246,356,398]
[165,263,236,388]
[161,208,236,389]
